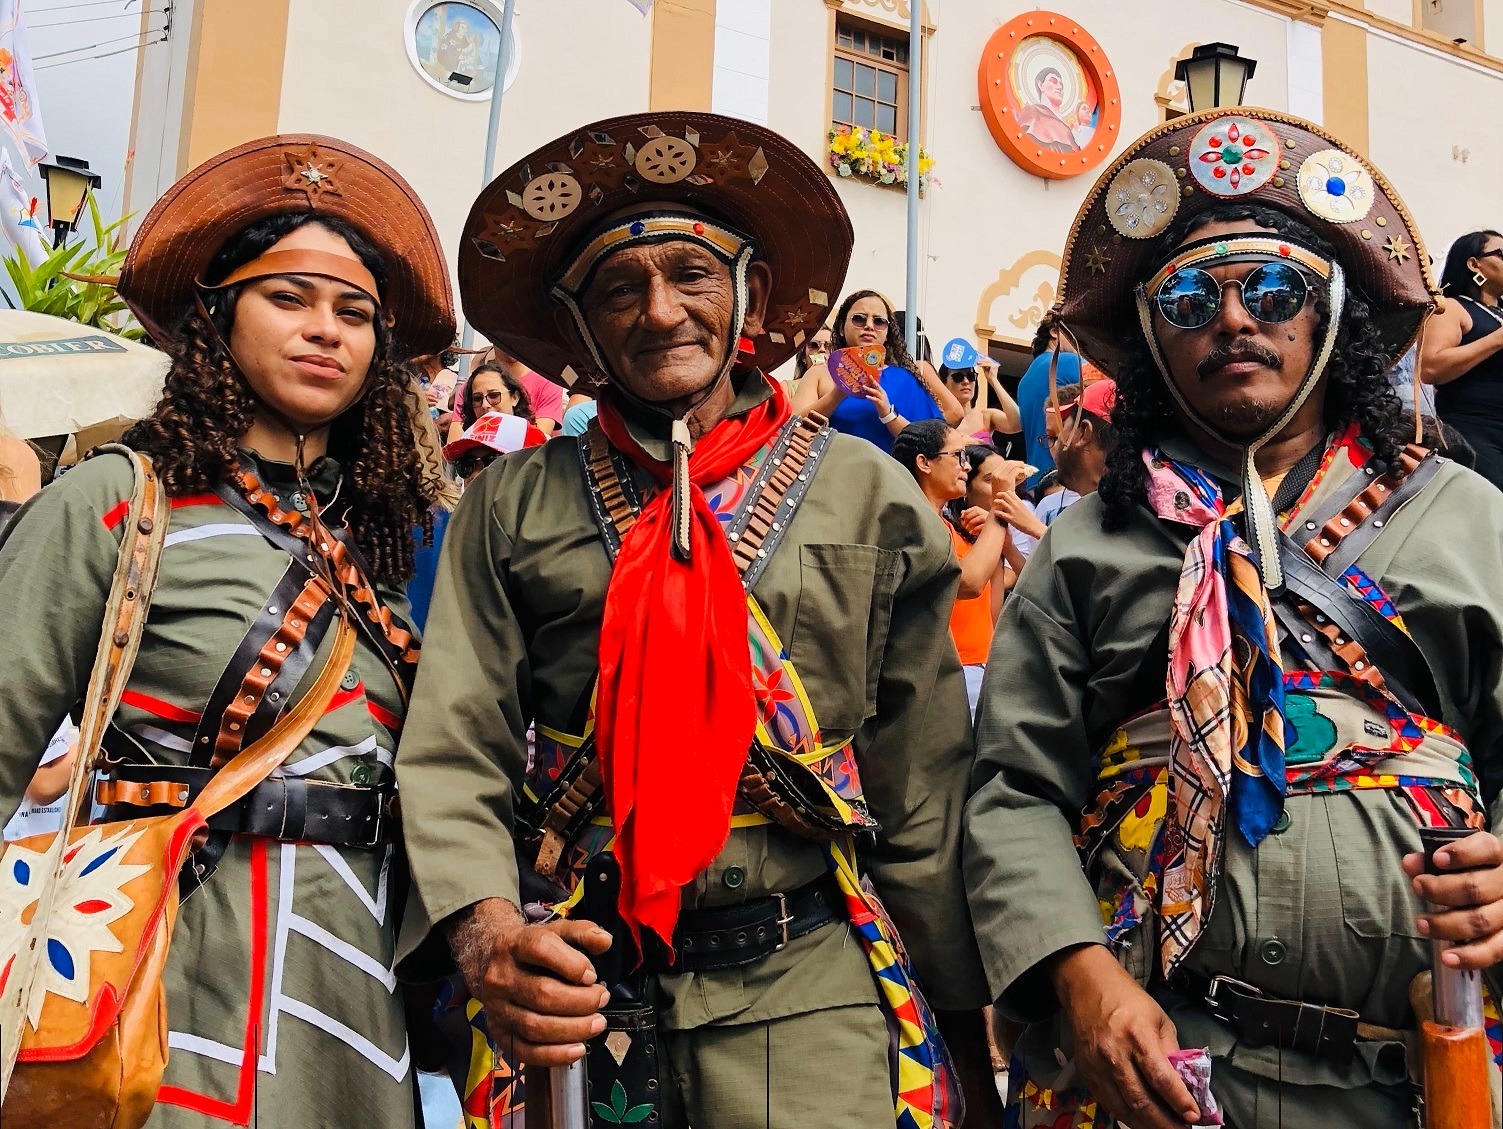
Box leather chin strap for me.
[1134,259,1347,593]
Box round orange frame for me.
[978,11,1122,181]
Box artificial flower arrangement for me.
[828,126,935,192]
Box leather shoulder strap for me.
[66,446,170,824]
[194,616,355,820]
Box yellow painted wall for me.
[1322,17,1370,154]
[182,0,291,172]
[650,0,716,110]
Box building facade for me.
[123,0,1503,370]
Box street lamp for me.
[38,156,102,247]
[1174,43,1258,113]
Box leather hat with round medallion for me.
[118,134,455,359]
[458,111,854,387]
[1055,106,1439,376]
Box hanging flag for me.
[0,148,47,262]
[0,1,47,167]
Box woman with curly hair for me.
[0,136,454,1127]
[792,288,964,452]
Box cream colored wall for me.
[275,0,653,292]
[1485,0,1503,49]
[1365,34,1503,258]
[1364,0,1413,24]
[771,0,1289,352]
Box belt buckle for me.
[772,893,792,952]
[1204,974,1261,1025]
[361,795,388,849]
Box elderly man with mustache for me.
[966,108,1503,1129]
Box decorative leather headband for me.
[1142,234,1332,297]
[199,248,382,304]
[551,212,754,300]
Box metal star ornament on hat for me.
[1054,106,1440,591]
[457,112,855,387]
[118,134,455,360]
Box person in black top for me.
[1423,228,1503,489]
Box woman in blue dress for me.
[793,289,964,452]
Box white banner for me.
[0,148,47,262]
[0,1,47,167]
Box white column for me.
[1287,19,1324,123]
[712,0,772,125]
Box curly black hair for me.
[120,212,438,585]
[1097,202,1410,532]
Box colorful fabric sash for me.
[1142,448,1290,976]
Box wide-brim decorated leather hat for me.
[458,111,854,387]
[1056,107,1439,374]
[118,134,455,359]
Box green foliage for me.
[1,195,143,340]
[591,1079,652,1124]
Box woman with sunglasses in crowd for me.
[786,324,832,395]
[893,421,1013,717]
[445,360,535,444]
[793,289,964,452]
[941,355,1023,445]
[1422,229,1503,490]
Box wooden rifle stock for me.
[1420,1020,1491,1129]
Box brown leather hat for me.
[458,111,854,387]
[1056,107,1439,374]
[118,134,455,359]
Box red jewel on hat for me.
[1278,244,1292,257]
[692,222,705,235]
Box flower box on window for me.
[828,127,934,194]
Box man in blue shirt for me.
[1016,316,1080,488]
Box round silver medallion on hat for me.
[1105,158,1180,239]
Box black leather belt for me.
[649,873,844,974]
[98,762,393,850]
[1171,971,1398,1071]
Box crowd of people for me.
[3,101,1503,1129]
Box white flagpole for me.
[458,0,518,363]
[903,0,921,357]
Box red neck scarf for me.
[594,379,791,955]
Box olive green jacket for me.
[396,374,989,1028]
[965,433,1503,1097]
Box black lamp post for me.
[1174,42,1258,113]
[38,156,102,247]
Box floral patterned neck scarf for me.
[1143,448,1291,974]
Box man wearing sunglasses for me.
[968,109,1503,1129]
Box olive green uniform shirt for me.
[0,451,416,1128]
[965,436,1503,1125]
[396,374,989,1030]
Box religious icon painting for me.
[978,12,1122,180]
[404,0,519,101]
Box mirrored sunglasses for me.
[1154,261,1311,331]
